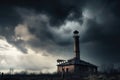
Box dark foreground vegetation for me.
[1,72,120,80]
[1,66,120,80]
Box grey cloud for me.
[79,0,120,65]
[14,10,79,55]
[0,0,85,26]
[0,0,83,54]
[0,0,120,66]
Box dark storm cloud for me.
[0,0,84,54]
[0,6,21,39]
[0,0,120,65]
[80,0,120,64]
[0,0,84,26]
[18,12,74,55]
[0,6,21,26]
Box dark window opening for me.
[66,68,69,72]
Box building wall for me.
[74,65,97,76]
[57,65,97,76]
[57,65,75,73]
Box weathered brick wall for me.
[57,65,75,73]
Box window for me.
[66,68,69,72]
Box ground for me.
[1,73,120,80]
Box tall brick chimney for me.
[73,30,80,60]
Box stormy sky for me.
[0,0,120,73]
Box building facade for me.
[57,30,97,77]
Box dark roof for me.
[57,58,97,67]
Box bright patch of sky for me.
[0,37,57,73]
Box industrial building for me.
[57,30,97,77]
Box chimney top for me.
[73,30,79,34]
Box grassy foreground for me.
[0,72,120,80]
